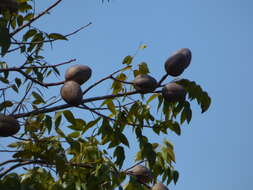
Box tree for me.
[0,1,211,190]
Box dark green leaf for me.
[17,15,24,26]
[15,78,21,87]
[138,62,149,74]
[0,27,11,56]
[173,170,179,184]
[32,92,45,104]
[48,33,68,40]
[63,110,75,124]
[68,131,80,138]
[23,29,37,41]
[113,146,125,168]
[122,55,133,65]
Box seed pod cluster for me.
[126,165,169,189]
[162,82,186,102]
[61,65,92,106]
[126,165,152,183]
[133,74,158,93]
[164,48,192,77]
[0,114,20,137]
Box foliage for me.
[0,0,211,190]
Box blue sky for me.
[2,0,253,189]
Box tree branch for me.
[0,59,76,88]
[11,81,33,114]
[10,0,63,36]
[110,76,134,85]
[83,65,131,95]
[11,23,92,45]
[14,90,161,118]
[158,73,169,86]
[0,59,76,72]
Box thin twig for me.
[11,23,92,45]
[0,85,15,91]
[124,160,147,172]
[0,150,20,153]
[17,69,64,87]
[6,46,22,53]
[110,76,134,85]
[0,59,76,72]
[83,66,131,95]
[0,159,93,179]
[0,159,24,167]
[80,104,153,128]
[11,82,33,114]
[158,73,169,86]
[10,0,63,36]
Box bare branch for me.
[0,159,24,167]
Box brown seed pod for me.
[0,114,20,137]
[164,48,192,77]
[126,165,152,183]
[162,82,186,102]
[0,0,18,13]
[152,182,169,190]
[65,65,92,85]
[60,81,83,106]
[133,74,158,93]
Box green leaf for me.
[173,170,179,184]
[11,85,19,93]
[83,117,101,133]
[180,101,192,124]
[0,77,9,83]
[44,115,52,134]
[0,27,11,56]
[68,131,80,138]
[32,92,45,104]
[55,127,66,138]
[113,146,125,168]
[122,55,133,65]
[147,93,159,104]
[138,62,149,74]
[63,110,75,124]
[54,112,63,128]
[17,15,24,26]
[15,78,21,87]
[177,79,211,113]
[119,133,129,147]
[0,101,13,111]
[157,94,164,112]
[107,100,116,115]
[23,29,37,41]
[48,33,68,40]
[162,140,176,163]
[24,13,34,21]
